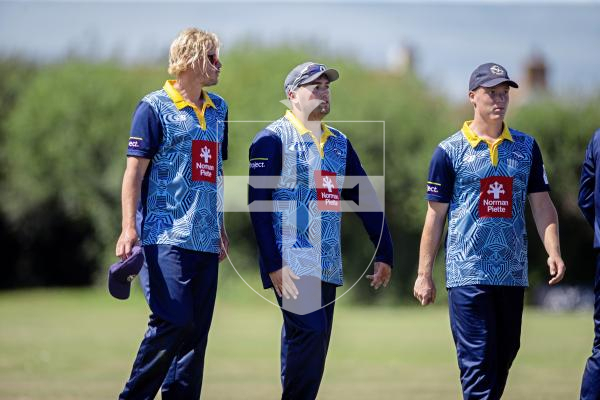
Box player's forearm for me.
[538,210,562,259]
[121,158,148,230]
[417,206,447,278]
[418,232,442,279]
[418,229,442,278]
[121,175,141,231]
[532,195,562,258]
[542,222,562,260]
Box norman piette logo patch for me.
[192,140,218,183]
[479,176,513,218]
[315,170,341,211]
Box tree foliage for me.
[1,48,598,299]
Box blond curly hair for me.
[168,28,220,77]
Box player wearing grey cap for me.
[248,62,394,399]
[413,62,566,399]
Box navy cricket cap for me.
[284,62,339,94]
[108,245,144,300]
[469,63,519,92]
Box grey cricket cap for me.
[284,62,339,94]
[469,62,519,91]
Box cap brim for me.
[479,78,519,89]
[108,277,131,300]
[107,246,144,300]
[302,68,340,85]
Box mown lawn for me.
[0,282,593,400]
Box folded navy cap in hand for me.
[108,246,145,300]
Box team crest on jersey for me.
[192,140,218,183]
[315,170,341,211]
[479,176,513,218]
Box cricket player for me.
[578,128,600,400]
[413,62,566,399]
[248,61,394,400]
[114,27,229,399]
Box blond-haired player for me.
[115,27,229,399]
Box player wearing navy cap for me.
[114,27,229,400]
[248,62,394,399]
[413,62,566,399]
[578,128,600,400]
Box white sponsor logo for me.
[200,146,212,163]
[483,198,509,213]
[487,181,505,199]
[512,151,525,160]
[128,140,139,148]
[195,147,215,177]
[427,185,439,193]
[250,161,265,169]
[490,65,504,75]
[173,114,187,122]
[323,176,335,192]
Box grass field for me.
[0,280,594,400]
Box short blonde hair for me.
[168,28,220,76]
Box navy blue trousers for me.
[581,252,600,400]
[448,285,524,400]
[119,245,219,400]
[276,277,336,400]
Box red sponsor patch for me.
[315,170,341,211]
[192,140,218,183]
[479,176,513,218]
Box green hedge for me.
[1,47,598,300]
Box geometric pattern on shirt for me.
[140,88,227,253]
[440,128,536,288]
[266,116,348,286]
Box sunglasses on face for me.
[290,64,327,90]
[207,53,220,66]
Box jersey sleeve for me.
[425,146,454,203]
[527,139,551,193]
[342,140,394,267]
[248,131,283,274]
[222,109,229,161]
[126,101,162,159]
[579,133,596,227]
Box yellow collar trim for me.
[163,80,215,130]
[284,110,336,137]
[284,110,336,158]
[163,80,215,110]
[461,120,513,147]
[461,120,513,167]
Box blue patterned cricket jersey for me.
[126,80,228,253]
[425,121,549,288]
[256,111,348,285]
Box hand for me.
[414,274,436,306]
[548,255,566,285]
[269,266,300,300]
[116,227,139,260]
[366,262,392,290]
[219,229,229,263]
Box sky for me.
[0,1,598,100]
